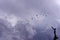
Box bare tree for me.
[51,26,58,40]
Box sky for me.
[0,0,60,40]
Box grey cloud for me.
[0,0,60,40]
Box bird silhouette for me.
[51,26,58,40]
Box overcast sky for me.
[0,0,60,40]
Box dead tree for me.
[51,26,58,40]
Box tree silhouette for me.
[51,26,58,40]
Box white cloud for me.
[6,15,18,27]
[54,0,60,6]
[0,12,20,27]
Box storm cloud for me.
[0,0,60,40]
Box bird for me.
[51,26,58,40]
